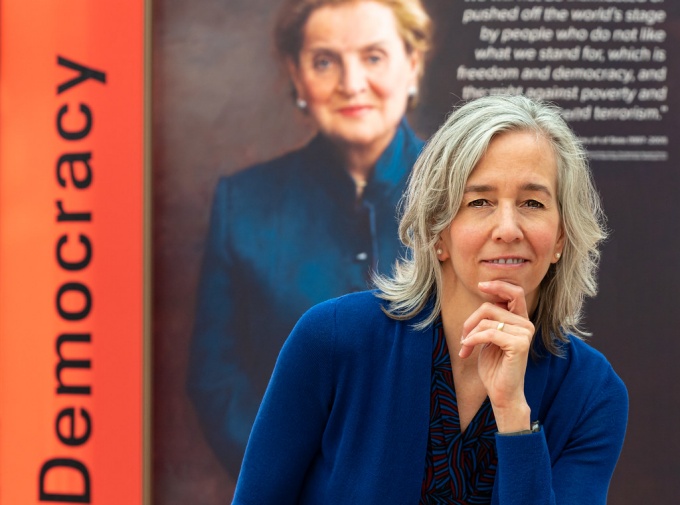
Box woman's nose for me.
[492,203,524,242]
[338,59,367,96]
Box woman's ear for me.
[552,224,565,264]
[286,57,304,101]
[436,235,450,262]
[408,50,423,86]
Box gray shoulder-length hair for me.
[374,95,607,355]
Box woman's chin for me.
[320,121,398,150]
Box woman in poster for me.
[233,95,628,504]
[187,0,433,475]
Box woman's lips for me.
[337,105,372,117]
[483,258,527,265]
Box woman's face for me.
[288,1,420,150]
[438,131,565,313]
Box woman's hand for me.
[459,280,534,432]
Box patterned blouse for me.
[420,319,498,504]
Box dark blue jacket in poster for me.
[187,119,424,475]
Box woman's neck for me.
[343,145,381,179]
[440,301,477,366]
[328,126,398,194]
[334,145,379,200]
[438,278,488,370]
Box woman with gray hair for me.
[233,95,628,504]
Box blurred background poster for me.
[152,0,679,503]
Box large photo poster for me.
[152,0,679,503]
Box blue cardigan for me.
[233,291,628,505]
[187,120,424,475]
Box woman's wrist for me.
[492,401,532,434]
[497,420,541,436]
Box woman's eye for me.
[468,199,489,208]
[312,56,333,71]
[524,199,544,208]
[366,53,383,65]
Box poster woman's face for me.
[288,1,420,151]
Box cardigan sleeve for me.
[493,363,628,505]
[232,301,336,505]
[186,178,260,476]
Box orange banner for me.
[0,1,147,503]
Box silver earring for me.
[555,252,561,260]
[436,248,442,255]
[296,98,307,110]
[408,85,417,99]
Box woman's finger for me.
[477,280,529,318]
[462,303,534,341]
[459,323,531,359]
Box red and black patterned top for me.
[420,318,498,504]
